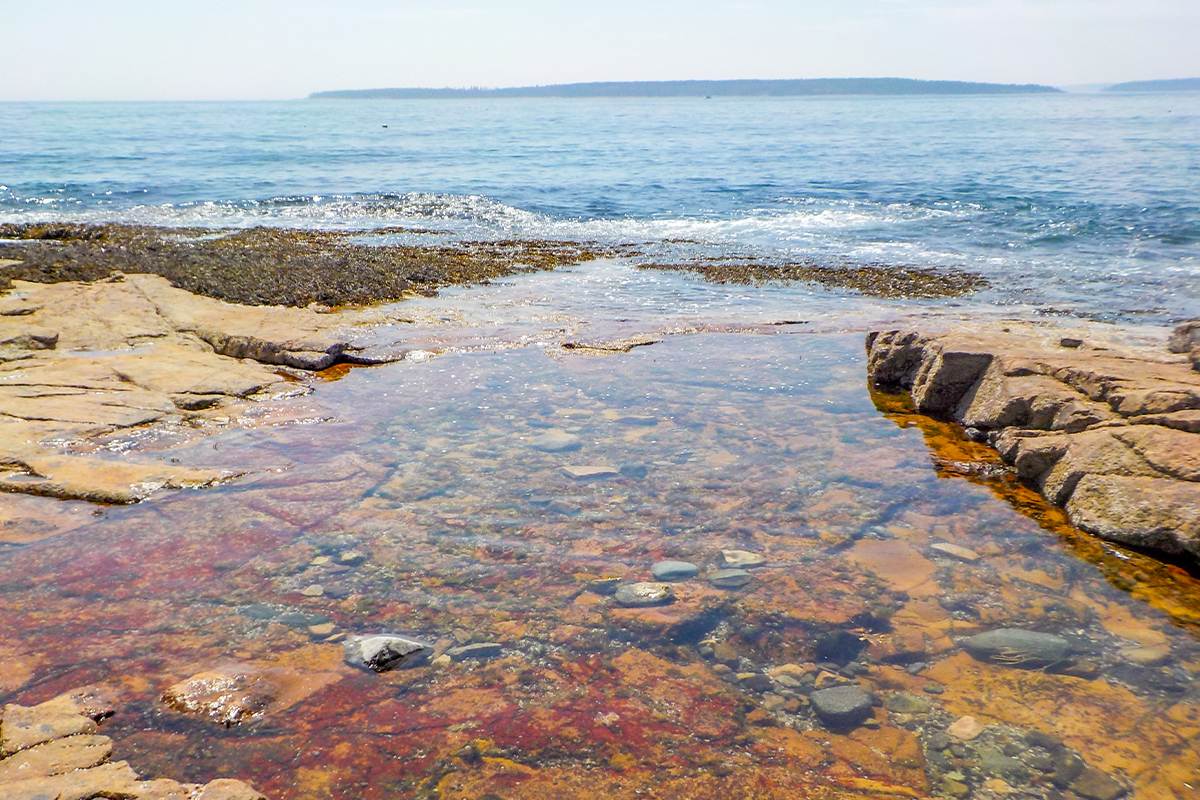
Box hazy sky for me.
[2,0,1198,101]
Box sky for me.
[1,0,1198,101]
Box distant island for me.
[1104,78,1200,93]
[310,78,1061,100]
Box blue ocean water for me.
[1,94,1198,323]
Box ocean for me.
[2,93,1198,324]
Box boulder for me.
[345,635,432,672]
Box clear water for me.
[2,94,1199,323]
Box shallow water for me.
[2,330,1199,798]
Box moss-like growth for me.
[640,258,987,299]
[0,223,620,308]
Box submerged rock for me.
[162,670,279,727]
[446,642,503,662]
[961,629,1071,668]
[345,634,432,672]
[810,686,873,728]
[613,582,675,608]
[529,432,581,452]
[717,549,767,569]
[708,569,753,588]
[651,560,699,581]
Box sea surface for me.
[2,93,1199,324]
[3,95,1200,800]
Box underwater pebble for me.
[708,569,753,588]
[299,584,324,597]
[961,628,1070,667]
[651,560,698,581]
[883,692,931,714]
[948,715,984,740]
[529,432,581,452]
[717,549,767,569]
[337,550,367,566]
[447,642,504,662]
[810,686,874,728]
[930,542,981,562]
[614,582,675,607]
[561,464,620,479]
[346,635,431,673]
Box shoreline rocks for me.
[1,686,265,799]
[866,323,1200,560]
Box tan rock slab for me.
[1067,474,1200,558]
[560,464,619,479]
[846,540,938,594]
[1,759,140,800]
[0,734,112,781]
[0,703,98,756]
[930,542,981,562]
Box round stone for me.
[708,569,752,589]
[614,582,675,608]
[651,560,699,581]
[810,686,874,728]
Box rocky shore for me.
[866,321,1200,560]
[0,686,264,799]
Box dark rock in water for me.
[345,635,431,672]
[1051,752,1086,788]
[961,628,1070,667]
[883,692,930,714]
[587,577,622,596]
[1071,766,1126,800]
[651,560,699,581]
[619,463,649,479]
[707,569,752,589]
[614,582,675,607]
[810,686,873,728]
[277,611,331,628]
[816,630,866,664]
[1026,730,1064,752]
[529,432,581,452]
[979,747,1026,781]
[446,642,503,662]
[737,673,773,692]
[240,603,279,621]
[928,732,952,752]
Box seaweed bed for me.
[0,223,988,307]
[641,258,988,299]
[0,223,622,308]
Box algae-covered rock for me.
[961,629,1071,667]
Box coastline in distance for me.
[310,77,1062,100]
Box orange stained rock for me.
[845,540,938,595]
[925,652,1200,799]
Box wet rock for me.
[345,634,432,672]
[961,628,1071,668]
[979,747,1026,781]
[299,584,324,597]
[1071,766,1127,800]
[561,464,620,479]
[529,432,581,452]
[883,692,931,714]
[651,560,698,581]
[613,582,675,607]
[923,684,944,695]
[930,542,981,562]
[1121,645,1172,667]
[618,462,649,479]
[0,687,113,756]
[947,715,984,741]
[737,673,773,692]
[446,642,503,662]
[809,686,873,728]
[717,549,767,569]
[162,670,279,726]
[941,776,971,798]
[337,550,367,566]
[587,577,621,595]
[707,569,752,589]
[1051,752,1086,788]
[928,732,952,751]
